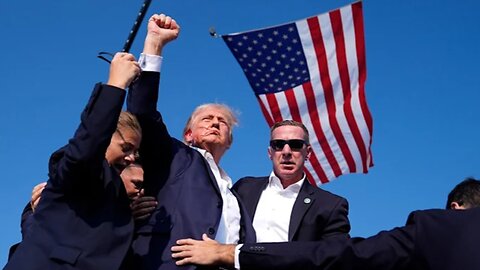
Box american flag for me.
[222,1,372,185]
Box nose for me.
[125,152,136,163]
[281,144,292,156]
[210,117,220,128]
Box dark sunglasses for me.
[269,139,307,151]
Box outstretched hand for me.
[143,13,180,55]
[171,234,235,267]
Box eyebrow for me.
[117,129,136,146]
[201,114,228,123]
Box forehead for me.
[124,165,143,173]
[121,165,143,177]
[117,128,142,144]
[193,106,230,121]
[271,125,305,139]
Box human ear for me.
[268,147,273,160]
[184,129,193,144]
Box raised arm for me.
[127,14,180,195]
[49,53,140,191]
[128,14,180,116]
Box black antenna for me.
[209,27,221,38]
[122,0,153,52]
[98,0,153,63]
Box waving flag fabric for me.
[222,1,372,185]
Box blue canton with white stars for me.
[223,23,310,95]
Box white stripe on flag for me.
[341,5,372,170]
[297,17,349,177]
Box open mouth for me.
[280,161,296,169]
[281,160,295,165]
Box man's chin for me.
[203,133,225,141]
[196,138,228,149]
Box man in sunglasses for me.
[230,120,350,244]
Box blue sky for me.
[1,0,479,265]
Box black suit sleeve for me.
[7,203,34,261]
[127,71,173,196]
[49,84,125,193]
[321,197,350,239]
[20,202,34,239]
[240,225,415,270]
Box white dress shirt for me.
[252,172,304,242]
[235,172,305,269]
[193,147,241,244]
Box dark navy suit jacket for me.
[239,207,480,270]
[5,84,133,270]
[7,203,34,261]
[127,72,256,270]
[233,176,350,241]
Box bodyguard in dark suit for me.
[232,120,350,242]
[126,14,255,270]
[239,207,480,270]
[5,53,142,270]
[234,176,349,241]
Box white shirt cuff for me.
[138,53,162,72]
[234,244,243,270]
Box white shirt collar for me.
[268,171,305,193]
[191,147,232,188]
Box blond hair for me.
[117,111,142,138]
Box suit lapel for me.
[231,188,257,243]
[288,179,315,241]
[248,178,269,220]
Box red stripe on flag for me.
[266,94,283,123]
[307,16,356,173]
[285,89,329,182]
[307,149,329,184]
[352,1,374,169]
[256,96,274,127]
[303,82,342,177]
[284,89,302,121]
[330,9,368,173]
